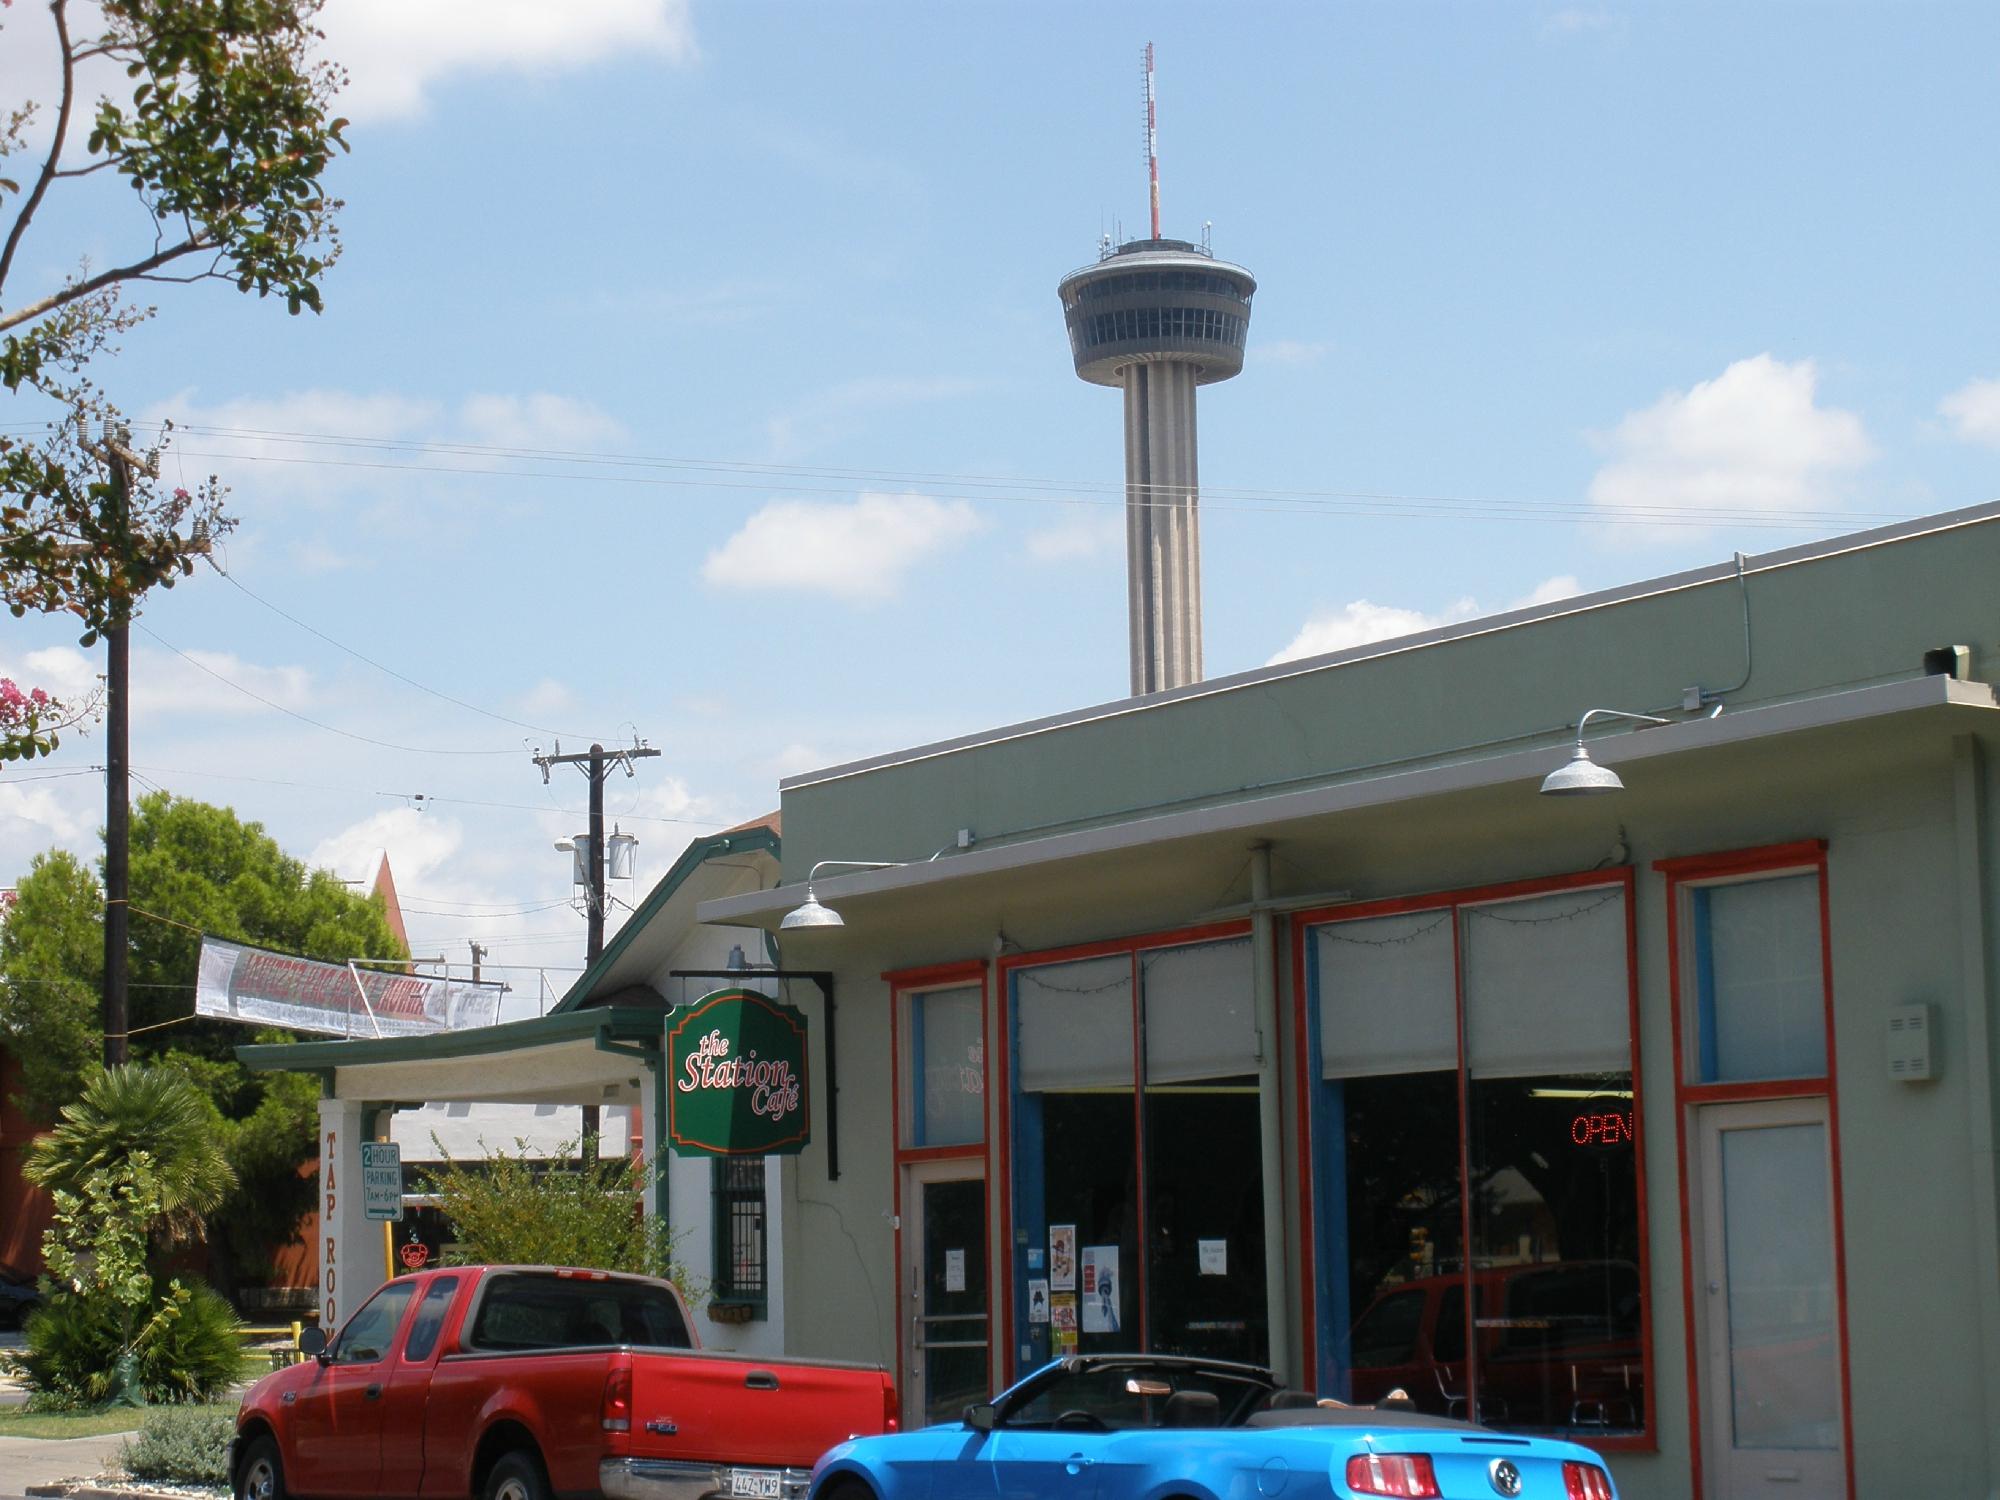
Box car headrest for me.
[1162,1390,1221,1428]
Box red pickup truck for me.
[230,1266,896,1500]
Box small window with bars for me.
[711,1156,768,1312]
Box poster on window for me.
[1050,1292,1079,1352]
[1048,1224,1077,1291]
[1080,1245,1120,1333]
[1026,1280,1050,1324]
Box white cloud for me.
[1514,574,1582,608]
[515,679,575,718]
[0,782,91,846]
[1586,355,1872,537]
[135,647,315,720]
[702,492,985,604]
[764,376,985,458]
[458,394,626,451]
[1268,577,1582,666]
[1940,378,2000,450]
[1025,512,1123,563]
[319,0,698,124]
[1260,339,1332,367]
[310,807,463,886]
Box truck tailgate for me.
[626,1351,890,1467]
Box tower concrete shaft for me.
[1123,360,1202,695]
[1059,237,1254,697]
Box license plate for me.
[729,1471,781,1499]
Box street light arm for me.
[803,859,907,886]
[1573,707,1674,743]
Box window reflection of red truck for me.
[1343,1261,1644,1431]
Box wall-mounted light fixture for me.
[779,859,908,930]
[1539,708,1674,796]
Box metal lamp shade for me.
[1540,745,1626,796]
[780,891,845,929]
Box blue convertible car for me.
[809,1355,1618,1500]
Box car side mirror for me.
[298,1325,329,1363]
[963,1403,996,1434]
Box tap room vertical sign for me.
[667,989,812,1156]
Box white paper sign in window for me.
[1017,955,1133,1092]
[1315,909,1457,1079]
[1142,937,1256,1084]
[1463,886,1630,1079]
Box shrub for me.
[19,1281,241,1406]
[425,1138,703,1307]
[124,1404,237,1484]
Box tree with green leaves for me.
[0,792,404,1289]
[26,1063,237,1246]
[1,0,348,650]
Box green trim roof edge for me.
[550,824,781,1015]
[236,1004,667,1073]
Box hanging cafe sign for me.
[667,988,811,1157]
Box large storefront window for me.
[1308,876,1647,1441]
[1008,933,1266,1372]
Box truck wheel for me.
[236,1436,286,1500]
[484,1450,551,1500]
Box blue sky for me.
[4,1,1998,1001]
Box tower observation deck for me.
[1058,237,1256,696]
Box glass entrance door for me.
[905,1164,989,1430]
[1695,1099,1846,1497]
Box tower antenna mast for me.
[1144,42,1161,239]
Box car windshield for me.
[1003,1363,1270,1430]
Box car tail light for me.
[1563,1461,1615,1500]
[601,1358,632,1433]
[1344,1453,1439,1498]
[883,1378,900,1434]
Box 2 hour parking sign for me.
[362,1141,403,1222]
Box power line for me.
[214,569,608,743]
[13,416,1916,531]
[126,761,735,828]
[135,623,524,757]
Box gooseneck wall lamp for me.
[1539,708,1675,796]
[779,860,909,930]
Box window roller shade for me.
[1316,910,1457,1080]
[1142,937,1256,1084]
[1017,955,1134,1092]
[1464,887,1630,1078]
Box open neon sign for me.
[1572,1111,1635,1146]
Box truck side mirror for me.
[963,1403,996,1434]
[299,1325,329,1363]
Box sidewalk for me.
[0,1431,136,1496]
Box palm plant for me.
[25,1064,236,1245]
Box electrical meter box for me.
[1887,1003,1934,1082]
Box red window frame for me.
[1656,839,1854,1500]
[884,959,991,1415]
[1289,867,1655,1451]
[993,919,1252,1381]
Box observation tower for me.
[1058,44,1255,697]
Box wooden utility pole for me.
[79,422,153,1068]
[532,739,660,1160]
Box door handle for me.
[364,1384,383,1400]
[745,1370,779,1391]
[1065,1456,1094,1476]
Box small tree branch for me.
[0,0,80,299]
[53,157,123,181]
[0,234,213,333]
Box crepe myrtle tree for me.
[0,0,349,641]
